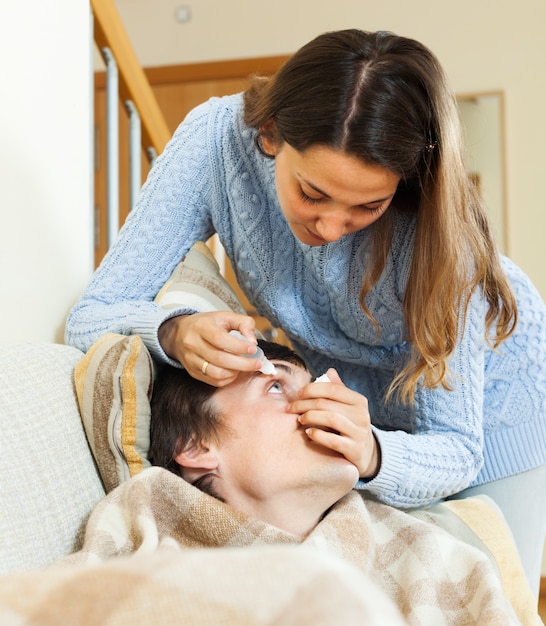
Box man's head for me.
[150,340,359,535]
[150,341,306,487]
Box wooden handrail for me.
[90,0,171,157]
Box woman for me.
[66,29,546,592]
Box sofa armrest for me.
[0,342,105,574]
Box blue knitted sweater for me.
[66,94,546,508]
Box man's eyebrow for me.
[270,363,293,375]
[245,362,294,386]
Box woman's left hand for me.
[287,368,380,479]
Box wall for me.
[0,1,92,344]
[112,0,546,303]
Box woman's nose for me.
[315,215,347,242]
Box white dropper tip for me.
[314,373,331,383]
[258,357,277,375]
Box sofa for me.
[0,246,540,624]
[2,336,545,626]
[0,341,105,574]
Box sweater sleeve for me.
[65,99,223,362]
[357,290,488,508]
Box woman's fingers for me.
[159,311,262,386]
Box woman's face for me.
[263,139,400,246]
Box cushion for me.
[76,241,249,492]
[0,342,106,573]
[74,333,154,493]
[154,240,247,314]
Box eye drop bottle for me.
[229,331,277,375]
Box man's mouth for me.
[299,423,339,435]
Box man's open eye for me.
[268,381,284,394]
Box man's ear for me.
[174,440,219,473]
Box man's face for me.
[205,360,360,527]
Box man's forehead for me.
[243,361,309,386]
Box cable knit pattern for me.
[66,93,546,508]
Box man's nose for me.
[284,384,301,403]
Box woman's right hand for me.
[158,311,263,386]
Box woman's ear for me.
[260,120,278,156]
[260,135,276,156]
[174,440,218,472]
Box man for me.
[150,341,368,537]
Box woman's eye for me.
[268,381,284,394]
[361,203,386,215]
[299,189,323,205]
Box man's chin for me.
[311,446,360,480]
[316,462,360,501]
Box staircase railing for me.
[90,0,171,247]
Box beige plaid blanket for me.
[0,467,539,625]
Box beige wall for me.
[112,0,546,304]
[1,1,92,343]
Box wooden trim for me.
[457,90,509,255]
[95,55,290,90]
[145,55,290,84]
[541,576,546,597]
[91,0,171,154]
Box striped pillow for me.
[74,333,154,493]
[154,240,247,314]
